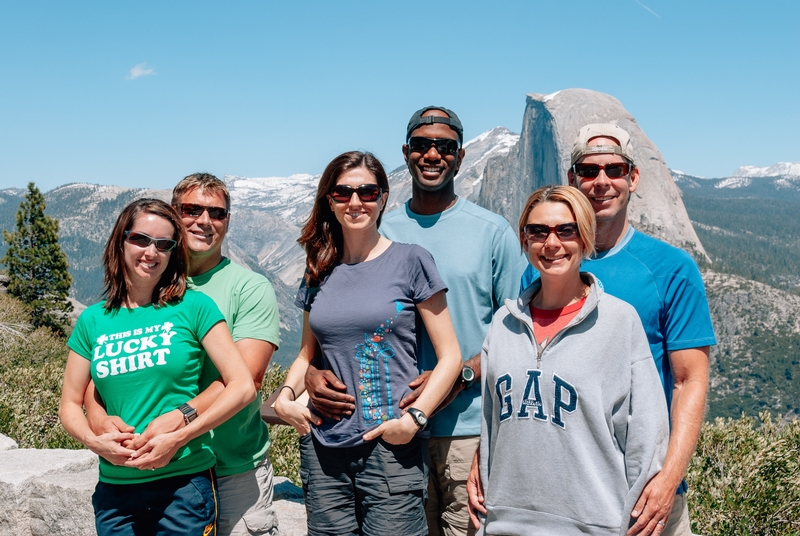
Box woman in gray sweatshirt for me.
[469,186,669,536]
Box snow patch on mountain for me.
[775,176,800,189]
[670,169,707,179]
[732,162,800,178]
[467,127,519,150]
[225,174,319,224]
[716,177,752,189]
[541,90,561,102]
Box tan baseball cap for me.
[570,123,635,166]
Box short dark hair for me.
[172,172,231,210]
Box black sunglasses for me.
[124,231,177,252]
[572,162,632,179]
[175,203,229,221]
[329,184,383,203]
[407,137,461,156]
[524,223,580,242]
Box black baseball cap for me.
[406,106,463,144]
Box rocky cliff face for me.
[479,89,707,259]
[703,271,800,420]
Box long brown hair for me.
[298,151,389,287]
[102,198,189,309]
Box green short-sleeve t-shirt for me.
[191,258,280,476]
[68,290,225,484]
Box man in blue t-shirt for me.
[515,124,716,536]
[304,106,527,536]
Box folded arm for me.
[59,351,137,465]
[363,290,462,444]
[125,321,256,470]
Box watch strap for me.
[178,403,198,425]
[407,407,428,429]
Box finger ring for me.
[657,520,666,526]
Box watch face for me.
[409,408,427,427]
[461,366,475,383]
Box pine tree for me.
[2,182,73,336]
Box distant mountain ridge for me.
[0,127,520,366]
[672,168,800,200]
[732,162,800,178]
[2,93,799,420]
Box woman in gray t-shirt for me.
[275,151,462,536]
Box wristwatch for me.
[407,407,428,429]
[460,365,476,388]
[178,403,198,426]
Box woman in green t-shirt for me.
[59,198,256,535]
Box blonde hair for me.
[518,185,596,258]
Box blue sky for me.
[1,1,797,191]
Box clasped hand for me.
[90,410,185,471]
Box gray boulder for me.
[0,434,18,451]
[0,446,308,536]
[0,448,98,536]
[479,88,708,260]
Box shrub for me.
[687,412,800,535]
[0,294,80,448]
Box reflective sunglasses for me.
[524,223,580,242]
[123,231,177,252]
[175,203,229,221]
[572,162,632,179]
[407,137,461,156]
[329,184,383,203]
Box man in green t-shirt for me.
[86,173,281,536]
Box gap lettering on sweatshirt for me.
[495,370,578,428]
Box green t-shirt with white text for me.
[68,290,225,484]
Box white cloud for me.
[126,62,156,80]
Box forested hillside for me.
[682,195,800,293]
[678,176,800,420]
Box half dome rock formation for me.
[479,88,708,260]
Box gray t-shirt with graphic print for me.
[295,241,447,448]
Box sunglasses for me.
[124,231,177,252]
[329,184,383,203]
[175,203,229,221]
[524,223,580,242]
[407,137,461,156]
[572,162,632,179]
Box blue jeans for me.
[300,433,429,536]
[93,469,218,536]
